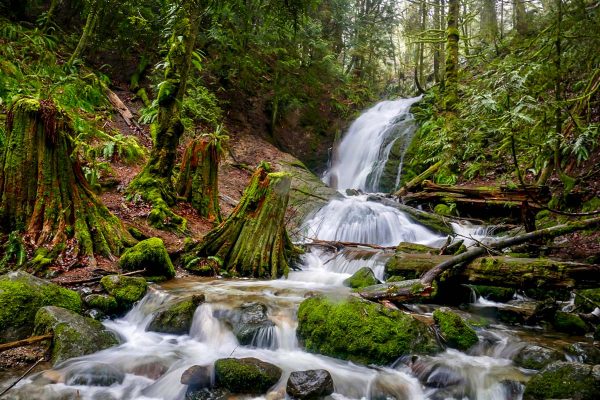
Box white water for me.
[9,99,526,400]
[325,97,421,192]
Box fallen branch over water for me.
[360,216,600,303]
[301,239,396,251]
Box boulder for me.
[514,345,563,370]
[471,285,514,302]
[181,365,212,387]
[185,388,230,400]
[100,275,147,310]
[147,294,205,334]
[84,294,119,315]
[566,342,600,365]
[214,357,282,394]
[118,237,175,278]
[432,308,478,351]
[65,363,125,386]
[286,369,334,399]
[216,302,275,345]
[0,271,82,343]
[34,306,119,365]
[343,267,380,289]
[552,311,588,335]
[297,296,438,365]
[524,361,600,400]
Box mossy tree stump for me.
[185,163,296,278]
[0,98,133,263]
[175,135,222,223]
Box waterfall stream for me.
[8,99,551,400]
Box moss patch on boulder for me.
[432,308,478,351]
[552,311,588,335]
[34,306,119,365]
[524,361,600,400]
[297,296,438,365]
[343,267,380,289]
[214,357,282,394]
[472,285,514,302]
[147,294,205,334]
[0,271,82,343]
[84,294,119,315]
[100,275,147,310]
[118,238,175,278]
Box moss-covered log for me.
[175,137,221,222]
[0,98,133,262]
[184,163,296,278]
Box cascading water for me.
[7,100,538,400]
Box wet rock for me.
[214,357,282,394]
[0,271,82,343]
[100,275,147,311]
[566,342,600,365]
[181,365,212,387]
[286,369,334,399]
[472,285,515,302]
[147,294,205,334]
[84,294,118,315]
[65,363,125,386]
[514,344,563,370]
[297,296,438,365]
[129,358,170,380]
[345,188,361,196]
[524,361,600,400]
[33,306,119,365]
[118,237,175,278]
[185,387,231,400]
[217,302,275,345]
[500,380,523,400]
[432,308,478,351]
[395,242,438,254]
[552,311,589,335]
[575,288,600,313]
[429,386,467,400]
[368,371,419,400]
[423,366,464,388]
[343,267,380,289]
[4,385,82,400]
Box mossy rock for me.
[575,288,600,313]
[386,275,406,283]
[100,275,147,310]
[119,238,175,278]
[552,311,588,335]
[0,271,82,343]
[147,294,205,334]
[34,306,119,365]
[432,308,478,351]
[472,285,514,302]
[84,294,119,315]
[395,242,437,254]
[343,267,380,289]
[297,296,438,365]
[514,344,563,370]
[214,357,282,394]
[524,361,600,400]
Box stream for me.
[6,98,587,400]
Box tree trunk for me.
[129,1,200,230]
[0,98,133,263]
[444,0,460,110]
[175,137,221,222]
[480,0,498,43]
[514,0,527,35]
[433,0,441,83]
[67,0,102,66]
[183,163,297,278]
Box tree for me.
[68,0,104,66]
[444,0,460,110]
[480,0,498,43]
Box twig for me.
[573,291,600,310]
[0,358,45,397]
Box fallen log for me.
[395,160,444,197]
[360,216,600,303]
[301,239,396,251]
[0,333,53,352]
[105,88,141,132]
[58,269,146,285]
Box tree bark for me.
[175,137,222,222]
[480,0,498,43]
[514,0,528,35]
[0,98,133,262]
[183,163,297,278]
[444,0,460,110]
[68,0,102,67]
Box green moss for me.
[574,288,600,313]
[147,294,204,334]
[84,294,118,314]
[386,275,406,283]
[434,203,457,217]
[471,285,514,302]
[297,296,438,365]
[127,226,148,241]
[395,242,437,254]
[214,358,282,394]
[343,267,379,289]
[524,361,600,400]
[0,271,82,343]
[552,311,588,335]
[100,275,147,310]
[119,238,175,278]
[432,308,478,351]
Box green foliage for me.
[182,83,223,130]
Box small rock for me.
[552,311,589,335]
[216,302,275,345]
[147,294,205,334]
[84,294,119,315]
[566,342,600,365]
[181,365,212,387]
[432,308,479,351]
[65,363,125,386]
[100,275,147,311]
[343,267,380,289]
[514,344,563,370]
[286,369,334,399]
[185,387,230,400]
[424,366,464,388]
[130,359,169,380]
[214,357,282,394]
[119,237,175,278]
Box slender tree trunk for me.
[444,0,460,110]
[68,0,102,66]
[433,0,441,83]
[480,0,498,43]
[514,0,527,35]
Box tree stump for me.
[184,163,296,278]
[175,137,221,222]
[0,98,133,262]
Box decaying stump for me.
[0,98,133,262]
[175,136,221,222]
[184,163,297,278]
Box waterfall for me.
[324,96,421,192]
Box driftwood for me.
[395,160,443,197]
[59,269,146,285]
[302,239,396,251]
[0,333,53,352]
[105,89,141,132]
[360,216,600,303]
[0,357,45,397]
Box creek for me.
[7,98,587,400]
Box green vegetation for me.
[214,358,282,394]
[147,294,204,335]
[343,267,380,289]
[118,237,175,279]
[100,275,147,310]
[432,308,479,351]
[524,361,600,400]
[297,296,438,365]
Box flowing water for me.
[7,99,563,400]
